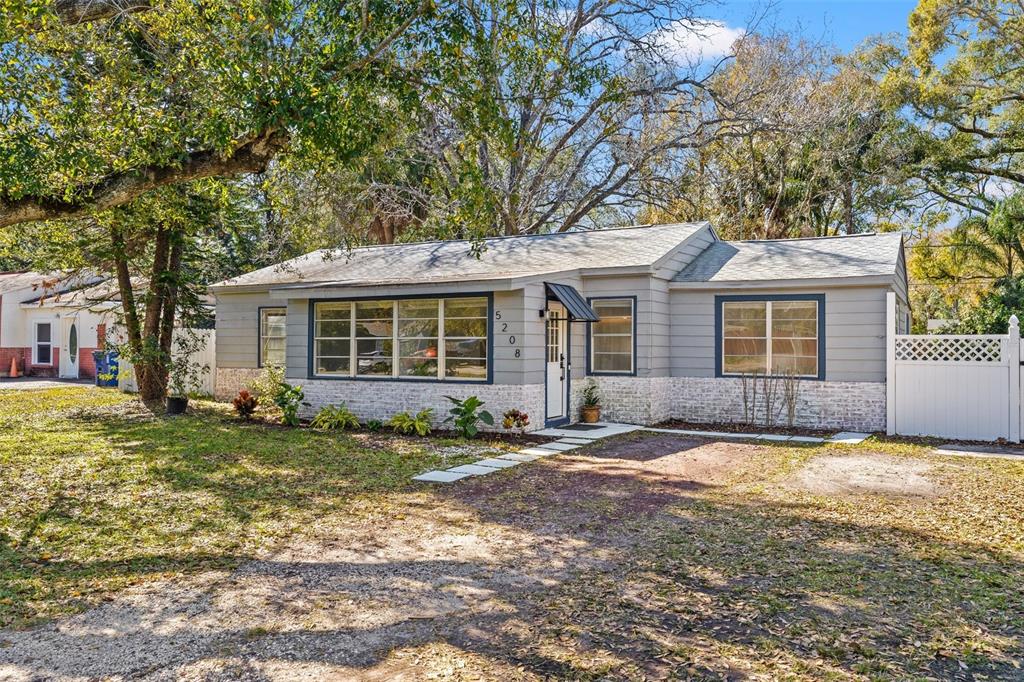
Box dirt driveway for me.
[0,434,753,681]
[2,432,1022,680]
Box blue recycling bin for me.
[93,350,119,387]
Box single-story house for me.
[209,222,909,432]
[0,272,112,379]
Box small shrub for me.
[232,389,259,419]
[310,404,360,430]
[581,380,601,407]
[273,382,307,426]
[249,364,285,401]
[365,419,384,432]
[443,395,494,439]
[388,408,434,436]
[502,408,530,431]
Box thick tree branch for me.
[51,0,152,24]
[0,132,288,229]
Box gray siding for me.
[578,273,669,378]
[214,292,277,368]
[285,298,309,380]
[670,286,890,382]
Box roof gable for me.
[672,232,904,285]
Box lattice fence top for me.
[895,336,1004,363]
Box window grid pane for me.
[443,298,487,381]
[314,302,352,375]
[721,300,818,377]
[399,299,440,379]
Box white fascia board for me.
[668,274,896,290]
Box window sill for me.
[310,374,489,384]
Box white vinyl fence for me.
[887,291,1021,442]
[117,329,216,396]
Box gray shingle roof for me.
[211,222,708,290]
[672,232,904,284]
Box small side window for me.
[590,298,634,374]
[259,308,287,367]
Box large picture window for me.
[312,296,488,381]
[720,297,821,378]
[259,308,287,367]
[589,298,635,374]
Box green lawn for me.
[0,386,483,629]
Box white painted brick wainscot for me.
[299,379,545,430]
[575,376,886,433]
[218,368,884,433]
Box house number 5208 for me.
[495,310,520,357]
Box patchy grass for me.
[525,437,1024,680]
[0,386,486,629]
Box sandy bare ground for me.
[786,452,939,497]
[0,435,755,681]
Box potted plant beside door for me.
[581,380,602,423]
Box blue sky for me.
[713,0,917,52]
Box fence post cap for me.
[1011,315,1020,329]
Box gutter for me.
[668,274,897,290]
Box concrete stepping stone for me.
[789,435,825,443]
[535,442,579,452]
[447,464,501,476]
[498,452,545,462]
[757,434,792,442]
[413,470,471,483]
[555,437,594,445]
[475,457,521,469]
[517,447,559,457]
[828,432,871,444]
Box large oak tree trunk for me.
[111,222,183,405]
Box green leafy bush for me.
[388,409,433,436]
[310,404,360,430]
[273,382,307,426]
[365,419,384,432]
[443,395,494,438]
[249,365,284,398]
[582,380,601,407]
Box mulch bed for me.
[653,419,840,438]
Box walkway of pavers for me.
[413,423,871,483]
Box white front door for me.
[546,302,568,422]
[60,317,80,379]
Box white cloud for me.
[657,19,745,63]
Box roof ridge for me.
[728,231,902,245]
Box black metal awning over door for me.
[545,282,600,321]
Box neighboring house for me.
[209,222,910,432]
[0,272,112,379]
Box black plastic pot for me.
[166,396,189,415]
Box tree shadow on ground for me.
[1,431,1021,680]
